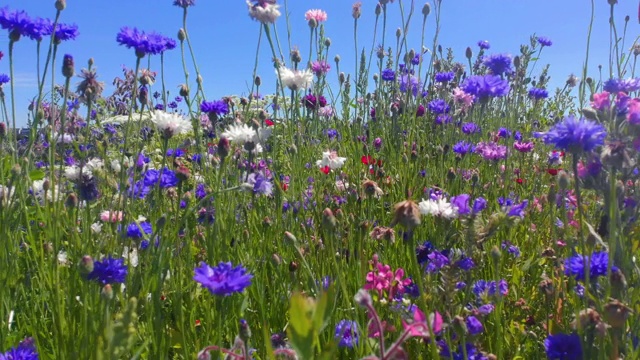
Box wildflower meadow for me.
[1,0,640,359]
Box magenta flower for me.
[513,141,534,153]
[475,141,507,161]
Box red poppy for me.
[265,119,274,126]
[282,183,289,191]
[516,178,524,184]
[369,167,375,175]
[377,159,383,167]
[361,155,375,165]
[547,168,559,176]
[320,166,330,174]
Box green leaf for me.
[287,292,316,360]
[29,169,45,181]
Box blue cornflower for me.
[416,240,434,264]
[1,338,39,360]
[456,257,475,271]
[537,36,553,47]
[399,74,419,95]
[451,194,471,215]
[168,101,178,109]
[334,320,359,348]
[24,17,52,41]
[173,0,196,7]
[506,200,528,218]
[453,141,474,156]
[461,122,481,134]
[193,261,253,296]
[326,128,339,140]
[143,168,179,188]
[411,53,421,65]
[477,40,490,50]
[126,221,153,239]
[473,279,508,297]
[116,27,172,57]
[435,71,455,83]
[544,333,583,360]
[0,7,33,39]
[514,131,522,141]
[564,251,615,281]
[534,116,607,153]
[472,197,487,214]
[0,74,9,85]
[466,316,484,335]
[602,78,640,93]
[247,172,273,196]
[483,53,513,75]
[529,87,548,99]
[460,74,510,101]
[501,241,521,258]
[381,68,395,82]
[428,98,450,114]
[200,100,229,115]
[86,256,128,284]
[154,104,164,111]
[51,22,79,42]
[497,127,511,138]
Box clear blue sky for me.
[1,0,638,126]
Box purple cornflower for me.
[400,74,420,95]
[126,221,153,239]
[534,116,607,153]
[461,122,481,134]
[326,128,340,140]
[477,40,490,50]
[544,333,583,360]
[434,71,455,83]
[460,74,510,101]
[602,78,640,93]
[51,22,79,42]
[472,197,487,214]
[247,172,273,196]
[456,257,475,271]
[528,87,548,99]
[24,17,52,41]
[0,74,9,85]
[497,127,511,138]
[311,60,331,76]
[173,0,196,7]
[513,141,534,153]
[537,36,552,47]
[451,194,471,215]
[381,68,395,82]
[86,256,128,284]
[334,320,359,348]
[453,141,474,156]
[427,251,450,273]
[466,316,484,335]
[473,279,508,297]
[416,240,434,264]
[482,53,513,76]
[428,99,450,114]
[506,200,528,218]
[302,93,327,110]
[1,338,39,360]
[564,251,615,281]
[116,27,172,57]
[193,261,253,296]
[0,7,33,39]
[411,53,421,65]
[501,241,521,257]
[475,141,507,161]
[435,114,453,125]
[200,100,229,115]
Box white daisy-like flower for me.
[0,185,15,206]
[247,0,281,24]
[150,111,192,138]
[316,150,347,170]
[64,166,92,181]
[221,123,257,145]
[31,179,60,204]
[418,197,458,219]
[276,66,313,91]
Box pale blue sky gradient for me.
[1,0,638,126]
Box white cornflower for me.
[221,123,257,145]
[316,150,347,170]
[150,111,192,138]
[247,0,281,24]
[276,66,313,91]
[418,197,458,219]
[91,222,103,234]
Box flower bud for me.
[178,29,186,41]
[62,54,75,78]
[179,84,189,98]
[352,2,362,19]
[101,284,114,301]
[80,255,94,275]
[289,260,299,273]
[65,193,78,208]
[55,0,66,11]
[603,300,632,329]
[308,18,318,28]
[217,137,230,159]
[284,231,297,244]
[557,170,570,190]
[465,47,473,59]
[254,75,261,87]
[396,28,402,39]
[322,208,337,229]
[375,3,382,16]
[422,3,431,16]
[324,38,331,47]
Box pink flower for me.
[576,161,588,178]
[100,210,123,223]
[591,91,610,111]
[452,87,475,111]
[305,9,327,23]
[513,141,534,153]
[627,98,640,125]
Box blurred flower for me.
[0,7,33,39]
[428,98,450,114]
[335,320,359,348]
[565,251,615,281]
[534,116,606,154]
[475,141,507,161]
[173,0,196,7]
[544,333,583,360]
[305,9,327,23]
[1,338,39,360]
[51,22,79,42]
[477,40,490,49]
[591,91,610,111]
[200,100,229,115]
[276,66,313,90]
[528,87,548,99]
[537,36,552,47]
[466,316,484,335]
[603,78,640,93]
[460,74,509,101]
[311,60,331,76]
[513,141,534,153]
[193,261,253,296]
[86,256,128,284]
[116,27,173,56]
[453,140,474,156]
[150,111,192,138]
[316,150,346,170]
[381,68,395,81]
[126,221,153,239]
[435,71,454,83]
[247,0,281,24]
[419,197,458,219]
[100,210,124,223]
[400,74,420,95]
[483,53,513,75]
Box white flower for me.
[316,150,347,170]
[122,246,139,268]
[150,111,192,138]
[247,0,281,24]
[31,179,60,204]
[221,123,256,145]
[277,66,313,91]
[55,133,75,144]
[0,185,15,206]
[418,197,458,219]
[57,250,69,266]
[91,222,103,234]
[110,159,121,173]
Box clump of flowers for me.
[534,116,607,154]
[363,254,412,302]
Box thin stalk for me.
[579,0,595,109]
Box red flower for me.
[516,178,524,184]
[265,119,274,126]
[361,155,375,165]
[320,166,330,174]
[547,168,559,176]
[377,159,383,167]
[282,183,289,191]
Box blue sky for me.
[1,0,638,126]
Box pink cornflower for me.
[513,141,534,153]
[311,60,331,76]
[100,210,124,223]
[627,98,640,124]
[591,91,610,111]
[305,9,328,23]
[453,87,475,111]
